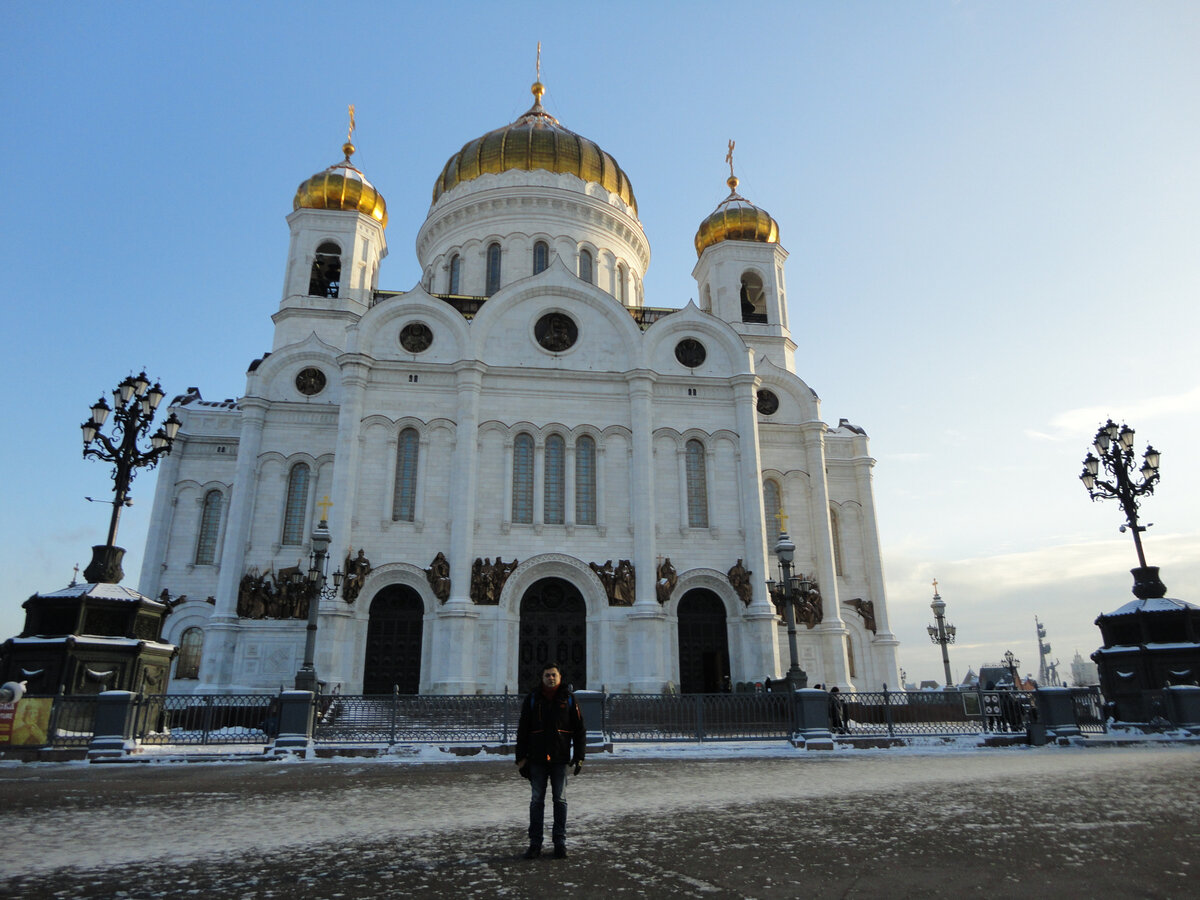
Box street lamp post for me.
[80,372,182,583]
[1003,649,1021,688]
[1080,419,1164,598]
[765,530,810,691]
[926,580,957,688]
[294,502,343,692]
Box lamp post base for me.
[1131,566,1168,600]
[294,667,319,692]
[785,667,808,691]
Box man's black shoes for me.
[523,844,541,859]
[553,842,567,859]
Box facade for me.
[139,79,901,695]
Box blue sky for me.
[2,2,1197,685]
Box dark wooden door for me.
[518,578,586,690]
[677,589,730,693]
[362,586,423,694]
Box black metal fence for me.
[133,694,278,746]
[12,686,1128,751]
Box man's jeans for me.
[528,762,568,845]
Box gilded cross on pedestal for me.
[316,495,333,524]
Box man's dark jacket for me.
[516,684,586,765]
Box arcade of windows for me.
[761,477,845,576]
[441,240,638,304]
[510,432,598,527]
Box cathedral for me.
[140,76,901,695]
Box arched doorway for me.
[677,589,730,693]
[518,578,586,691]
[362,585,423,694]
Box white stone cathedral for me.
[141,78,901,696]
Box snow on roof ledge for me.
[1105,596,1198,616]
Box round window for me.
[535,312,578,352]
[295,367,326,396]
[756,390,779,415]
[399,322,433,353]
[674,338,706,368]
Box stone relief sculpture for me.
[589,560,616,604]
[341,549,372,603]
[655,557,677,605]
[235,567,312,620]
[847,598,877,634]
[727,558,753,607]
[425,551,451,603]
[613,559,636,606]
[470,556,518,604]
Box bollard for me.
[269,691,316,756]
[1164,685,1200,733]
[791,688,834,750]
[88,691,138,760]
[1034,687,1080,740]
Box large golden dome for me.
[432,82,637,215]
[294,142,388,227]
[694,176,779,257]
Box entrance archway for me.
[677,589,730,693]
[518,578,586,690]
[362,585,423,694]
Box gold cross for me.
[347,104,356,143]
[932,578,939,593]
[536,41,542,82]
[774,507,788,531]
[316,495,333,523]
[726,139,736,179]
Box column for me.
[853,450,901,689]
[625,371,665,692]
[802,421,852,688]
[201,398,267,690]
[434,361,485,693]
[138,437,185,599]
[321,356,370,689]
[731,375,778,681]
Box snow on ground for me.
[1,743,1196,880]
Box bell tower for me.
[281,109,388,319]
[692,143,794,372]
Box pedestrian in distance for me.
[515,662,586,859]
[828,685,847,734]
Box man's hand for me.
[573,761,583,776]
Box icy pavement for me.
[1,744,1197,898]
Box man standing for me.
[515,662,586,859]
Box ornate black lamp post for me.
[80,372,181,583]
[1003,649,1021,688]
[766,530,811,690]
[294,499,343,692]
[1080,419,1164,598]
[926,580,956,687]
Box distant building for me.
[1070,650,1099,687]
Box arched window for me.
[486,242,502,296]
[845,634,856,679]
[393,428,419,522]
[740,270,767,323]
[830,506,845,576]
[308,242,342,298]
[194,490,223,565]
[544,434,565,525]
[282,463,310,545]
[176,627,204,680]
[448,254,461,294]
[616,263,627,304]
[512,433,534,524]
[685,439,709,528]
[533,241,549,275]
[578,248,593,283]
[575,435,596,525]
[763,479,781,549]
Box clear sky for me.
[2,1,1197,687]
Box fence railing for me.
[8,686,1129,752]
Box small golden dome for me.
[294,142,388,227]
[694,175,779,257]
[432,82,637,215]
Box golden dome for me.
[294,141,388,227]
[432,82,638,215]
[694,175,779,257]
